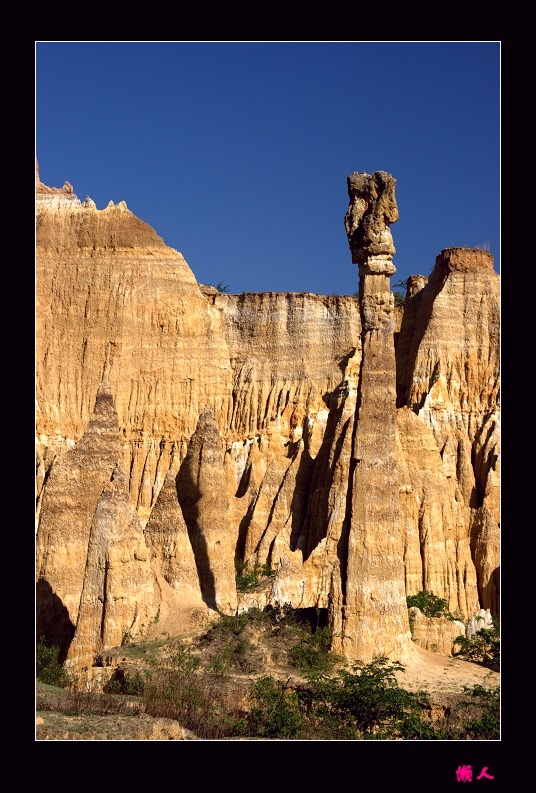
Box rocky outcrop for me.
[65,463,158,669]
[176,408,238,614]
[36,382,123,659]
[395,407,479,617]
[396,247,500,613]
[466,608,494,639]
[408,607,466,656]
[143,469,204,599]
[35,163,234,526]
[143,469,210,632]
[35,164,499,671]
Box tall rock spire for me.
[334,171,415,663]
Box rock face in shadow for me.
[35,164,500,670]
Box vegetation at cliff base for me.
[36,605,499,740]
[235,561,276,592]
[457,684,500,740]
[36,638,70,688]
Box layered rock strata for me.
[396,248,500,614]
[408,608,466,656]
[36,382,123,659]
[334,171,415,663]
[35,164,499,671]
[176,407,238,614]
[36,162,234,526]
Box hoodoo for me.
[36,162,499,676]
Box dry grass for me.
[36,611,500,741]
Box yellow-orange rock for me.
[36,165,499,670]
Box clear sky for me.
[35,41,500,296]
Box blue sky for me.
[35,41,500,296]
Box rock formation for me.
[176,407,238,614]
[35,162,500,673]
[65,462,158,670]
[36,381,123,660]
[35,160,233,527]
[334,171,414,663]
[408,608,466,656]
[396,247,500,615]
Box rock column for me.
[335,171,415,663]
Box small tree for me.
[392,278,407,306]
[36,638,70,688]
[248,676,302,738]
[454,616,500,668]
[458,684,500,739]
[406,591,453,619]
[289,627,343,679]
[331,657,421,737]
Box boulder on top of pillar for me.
[344,170,399,271]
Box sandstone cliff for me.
[35,162,500,672]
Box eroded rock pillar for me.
[176,407,238,614]
[335,171,415,663]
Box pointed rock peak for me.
[194,405,220,436]
[163,468,177,486]
[405,274,428,299]
[35,158,76,197]
[84,382,120,437]
[94,380,116,409]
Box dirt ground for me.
[393,645,499,695]
[36,614,499,741]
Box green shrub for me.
[235,561,275,592]
[295,656,445,740]
[141,641,208,727]
[103,668,145,696]
[199,610,268,673]
[140,640,249,738]
[289,627,343,679]
[406,591,454,619]
[333,657,426,737]
[247,676,302,739]
[454,616,500,668]
[457,684,500,739]
[36,638,70,688]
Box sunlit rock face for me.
[35,162,234,527]
[65,462,159,670]
[332,171,416,664]
[36,382,123,660]
[408,608,466,656]
[396,247,500,614]
[35,164,499,668]
[176,407,238,615]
